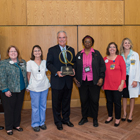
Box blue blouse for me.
[121,49,133,75]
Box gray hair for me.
[57,31,67,37]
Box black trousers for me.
[105,90,122,119]
[79,80,100,120]
[1,89,25,130]
[52,85,72,125]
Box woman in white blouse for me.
[27,45,50,132]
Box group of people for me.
[0,30,139,136]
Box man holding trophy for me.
[47,31,75,130]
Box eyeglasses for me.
[9,51,17,53]
[34,50,41,53]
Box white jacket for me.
[128,51,139,98]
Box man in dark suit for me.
[47,31,75,130]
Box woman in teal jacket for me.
[0,46,28,135]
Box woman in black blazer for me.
[74,35,106,127]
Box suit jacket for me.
[47,44,76,90]
[74,49,106,85]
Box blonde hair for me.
[6,45,23,62]
[120,38,133,55]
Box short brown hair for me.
[30,45,43,60]
[6,45,23,62]
[106,42,119,55]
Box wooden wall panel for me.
[78,26,140,98]
[27,1,124,25]
[125,0,140,25]
[0,26,78,102]
[0,0,26,25]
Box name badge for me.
[105,59,108,63]
[110,64,115,70]
[131,59,135,65]
[37,74,42,80]
[84,66,90,72]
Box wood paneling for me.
[125,0,140,25]
[78,26,140,56]
[0,26,78,101]
[27,1,124,25]
[0,0,26,25]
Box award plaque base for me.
[61,66,74,75]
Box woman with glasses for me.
[27,45,50,132]
[0,46,28,135]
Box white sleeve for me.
[27,61,31,72]
[134,52,139,82]
[43,60,48,71]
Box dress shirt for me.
[81,48,95,81]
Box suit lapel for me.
[57,44,65,64]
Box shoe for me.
[114,122,120,127]
[7,130,13,135]
[93,120,98,127]
[56,124,63,130]
[39,124,47,130]
[78,118,88,125]
[13,127,23,131]
[62,121,74,127]
[105,117,113,124]
[33,126,40,132]
[0,126,4,130]
[127,119,132,122]
[121,114,127,121]
[121,118,126,121]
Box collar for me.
[59,45,66,51]
[122,49,133,57]
[81,48,95,53]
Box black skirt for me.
[122,75,129,98]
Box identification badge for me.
[37,74,42,80]
[105,59,108,63]
[131,59,135,65]
[84,66,90,72]
[110,64,115,70]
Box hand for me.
[132,81,137,88]
[73,78,81,87]
[26,89,30,93]
[57,71,64,77]
[118,84,123,92]
[5,91,12,97]
[70,69,75,76]
[97,78,103,86]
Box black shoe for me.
[39,124,47,130]
[56,124,63,130]
[13,127,23,131]
[93,120,98,127]
[0,126,4,130]
[121,114,127,121]
[127,119,132,122]
[121,118,126,121]
[105,117,113,124]
[78,118,88,125]
[114,122,120,127]
[7,130,13,135]
[33,126,40,132]
[62,121,74,127]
